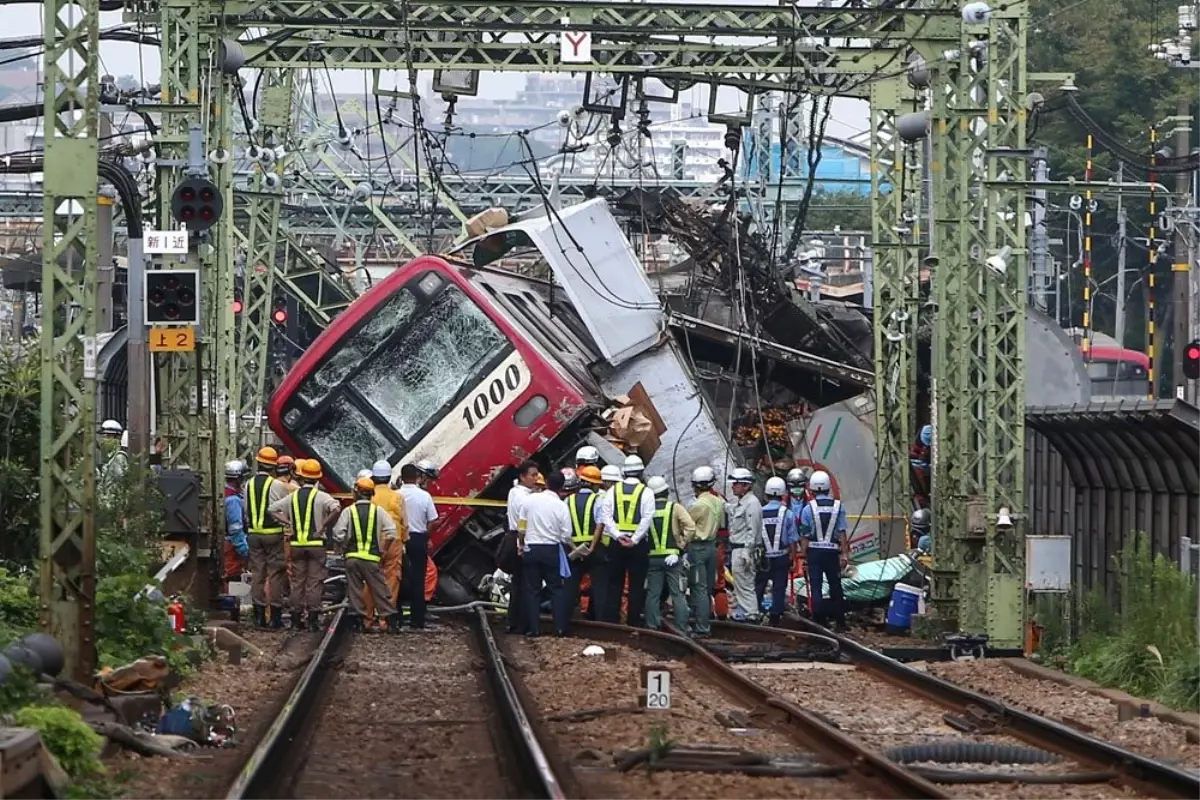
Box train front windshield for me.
[277,270,512,486]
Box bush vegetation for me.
[1035,535,1199,713]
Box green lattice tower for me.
[928,8,1028,646]
[39,0,101,680]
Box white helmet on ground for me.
[621,454,645,475]
[785,467,807,488]
[575,445,600,465]
[646,475,669,496]
[100,419,123,437]
[809,470,832,493]
[600,464,622,483]
[224,459,247,479]
[371,460,392,480]
[561,467,580,491]
[691,465,716,486]
[764,476,787,497]
[729,467,754,484]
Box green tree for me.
[804,189,872,231]
[0,345,42,567]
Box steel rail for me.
[225,608,568,799]
[562,618,946,799]
[705,619,1200,800]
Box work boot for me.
[253,605,267,629]
[291,611,305,631]
[387,613,402,634]
[269,607,284,629]
[308,613,321,632]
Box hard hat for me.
[120,431,129,449]
[809,470,832,493]
[621,454,645,475]
[561,467,580,491]
[256,446,279,466]
[277,455,295,469]
[646,475,669,496]
[354,476,375,494]
[578,465,603,485]
[100,419,123,436]
[371,460,392,480]
[911,508,932,530]
[785,467,807,487]
[764,476,787,497]
[691,465,716,486]
[575,445,600,465]
[729,467,754,484]
[356,469,373,481]
[600,465,622,483]
[297,459,323,480]
[534,472,547,487]
[920,424,933,447]
[415,459,440,480]
[224,459,247,479]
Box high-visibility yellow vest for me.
[247,475,283,534]
[613,482,646,532]
[649,499,679,557]
[289,488,323,547]
[346,503,382,563]
[569,491,600,545]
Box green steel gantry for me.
[41,0,1035,672]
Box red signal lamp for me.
[232,298,244,314]
[1184,339,1200,381]
[271,308,287,324]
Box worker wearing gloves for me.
[366,460,408,629]
[799,470,850,631]
[564,466,608,619]
[333,477,400,633]
[601,454,657,626]
[500,460,540,633]
[644,476,695,632]
[398,461,440,630]
[756,476,800,625]
[517,470,573,637]
[726,467,763,623]
[685,466,723,637]
[223,460,249,592]
[269,459,341,631]
[243,446,293,628]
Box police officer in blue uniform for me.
[798,470,850,631]
[755,476,799,625]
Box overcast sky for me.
[6,1,871,140]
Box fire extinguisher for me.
[167,598,186,634]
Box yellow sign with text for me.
[149,326,196,352]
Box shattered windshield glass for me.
[302,396,394,485]
[349,285,508,439]
[297,289,419,407]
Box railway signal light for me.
[170,176,223,232]
[145,270,200,325]
[232,298,244,314]
[1184,339,1200,381]
[271,300,287,325]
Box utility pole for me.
[1116,162,1127,346]
[1173,96,1192,397]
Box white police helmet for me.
[764,476,787,497]
[646,475,670,496]
[809,470,832,493]
[575,445,600,465]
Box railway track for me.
[688,619,1200,799]
[224,608,564,799]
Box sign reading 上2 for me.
[149,326,196,353]
[643,667,672,709]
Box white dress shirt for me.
[518,490,573,546]
[399,482,439,534]
[507,483,532,531]
[599,478,658,544]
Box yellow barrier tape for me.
[330,495,904,517]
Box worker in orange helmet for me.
[242,446,292,628]
[275,455,299,491]
[268,458,341,631]
[365,460,408,630]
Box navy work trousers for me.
[401,533,428,629]
[805,547,846,627]
[754,553,791,622]
[522,543,569,636]
[606,537,650,626]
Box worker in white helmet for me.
[798,470,849,631]
[643,476,695,632]
[726,466,763,623]
[686,465,724,637]
[574,445,601,470]
[756,477,800,625]
[597,453,657,625]
[365,459,408,631]
[97,419,129,499]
